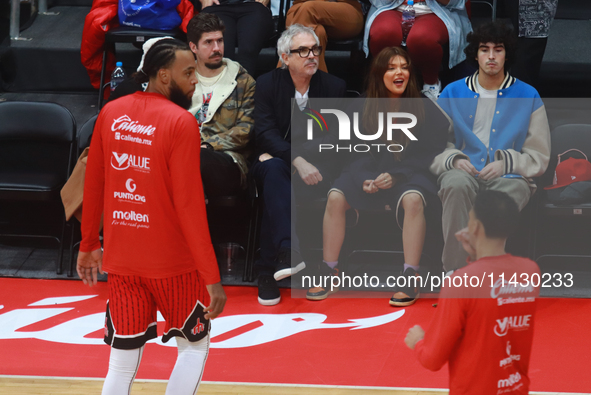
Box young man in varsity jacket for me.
[430,21,551,273]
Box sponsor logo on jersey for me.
[111,115,155,136]
[111,152,150,173]
[112,210,149,223]
[497,296,535,306]
[111,116,155,146]
[490,278,535,299]
[498,372,522,389]
[494,315,531,337]
[499,341,521,367]
[114,179,146,203]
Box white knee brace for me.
[102,346,144,395]
[165,335,210,395]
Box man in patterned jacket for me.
[187,13,255,197]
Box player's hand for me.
[255,0,269,6]
[478,161,504,181]
[204,282,226,320]
[453,157,478,176]
[455,227,476,261]
[293,156,323,185]
[405,325,425,350]
[259,153,273,162]
[77,248,103,287]
[374,172,395,190]
[362,180,379,194]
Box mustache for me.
[209,52,223,59]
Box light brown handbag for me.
[61,147,89,223]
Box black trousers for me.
[201,2,274,75]
[200,148,242,198]
[251,157,335,275]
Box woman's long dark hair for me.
[363,47,424,161]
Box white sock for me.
[403,263,419,272]
[323,260,338,269]
[165,335,210,395]
[102,346,144,395]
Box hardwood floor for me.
[0,377,447,395]
[0,377,575,395]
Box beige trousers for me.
[438,169,532,271]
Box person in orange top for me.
[405,190,539,394]
[77,38,226,395]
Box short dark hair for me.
[473,190,520,239]
[133,38,192,84]
[187,13,225,46]
[464,21,517,71]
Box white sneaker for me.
[422,80,442,101]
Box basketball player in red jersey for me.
[77,38,226,395]
[405,190,539,394]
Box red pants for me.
[369,11,448,84]
[105,270,210,349]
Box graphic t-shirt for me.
[414,254,540,395]
[195,67,227,127]
[80,91,220,284]
[198,91,213,127]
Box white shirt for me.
[295,88,310,111]
[473,77,498,151]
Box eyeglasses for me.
[289,46,322,58]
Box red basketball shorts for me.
[104,270,210,349]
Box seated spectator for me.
[253,24,346,306]
[199,0,274,75]
[306,46,448,305]
[110,14,255,198]
[284,0,365,72]
[364,0,471,99]
[405,190,540,394]
[186,13,256,198]
[430,21,551,273]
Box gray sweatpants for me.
[437,169,532,271]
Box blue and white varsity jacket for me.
[430,72,551,188]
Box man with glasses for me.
[252,24,346,305]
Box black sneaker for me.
[274,248,306,281]
[306,263,339,301]
[389,267,421,307]
[258,274,281,306]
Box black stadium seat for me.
[532,124,591,264]
[0,101,76,274]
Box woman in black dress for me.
[306,46,449,306]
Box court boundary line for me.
[0,375,588,394]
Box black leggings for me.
[201,2,274,75]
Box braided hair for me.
[133,38,193,84]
